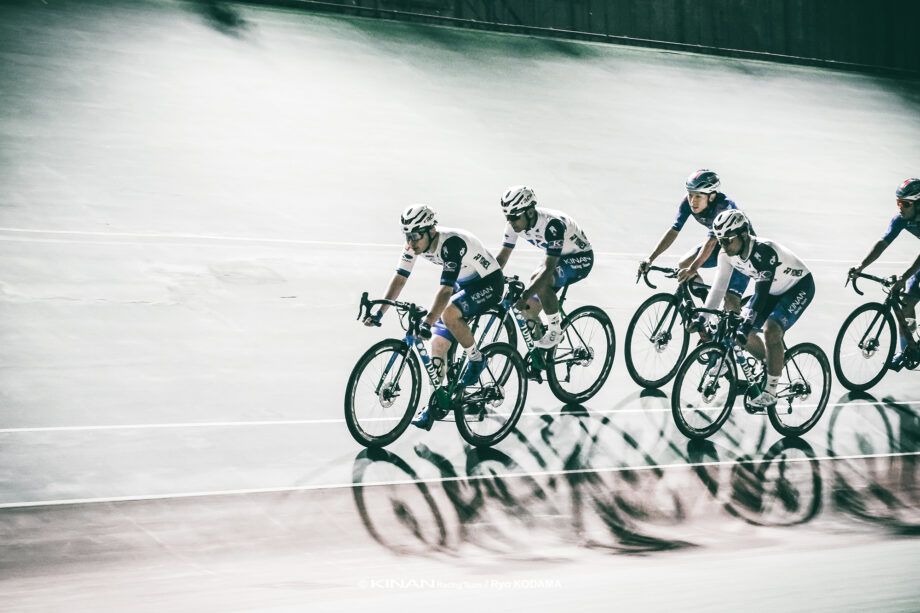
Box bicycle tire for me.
[833,302,896,392]
[768,342,831,437]
[625,293,689,389]
[345,339,421,447]
[671,342,738,440]
[546,305,616,403]
[454,342,527,447]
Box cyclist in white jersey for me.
[364,205,504,429]
[704,209,816,411]
[494,185,594,349]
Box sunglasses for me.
[405,226,434,242]
[505,213,523,222]
[717,235,741,246]
[897,199,915,209]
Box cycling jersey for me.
[705,237,812,325]
[396,227,499,287]
[672,193,749,237]
[502,208,592,257]
[882,214,920,243]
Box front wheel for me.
[671,342,738,440]
[833,302,895,392]
[345,339,421,447]
[546,306,616,403]
[768,342,831,437]
[625,293,689,389]
[454,342,528,447]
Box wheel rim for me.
[549,311,613,398]
[672,345,735,438]
[835,306,893,389]
[628,297,687,386]
[349,345,416,442]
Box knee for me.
[764,322,784,345]
[442,305,463,326]
[724,294,741,312]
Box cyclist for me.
[848,178,920,370]
[494,185,594,349]
[364,204,505,428]
[637,169,751,317]
[704,209,815,411]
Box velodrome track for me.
[1,1,919,610]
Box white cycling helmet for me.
[712,209,750,239]
[400,204,437,236]
[500,185,537,216]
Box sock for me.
[465,345,482,362]
[765,374,779,395]
[546,312,562,328]
[899,334,909,352]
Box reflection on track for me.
[352,390,920,555]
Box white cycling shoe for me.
[747,390,777,411]
[535,325,562,349]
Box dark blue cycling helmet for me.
[685,169,721,194]
[895,178,920,201]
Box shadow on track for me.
[352,390,920,556]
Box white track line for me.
[0,399,916,434]
[0,227,910,265]
[1,449,916,510]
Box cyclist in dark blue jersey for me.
[638,169,750,315]
[849,178,920,370]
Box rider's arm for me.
[646,229,679,264]
[378,274,408,314]
[690,236,718,272]
[739,243,780,334]
[852,239,890,275]
[497,222,518,269]
[703,250,733,311]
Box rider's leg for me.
[762,318,785,382]
[442,303,477,350]
[742,331,766,362]
[430,333,452,383]
[894,291,919,351]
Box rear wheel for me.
[768,343,831,437]
[546,306,616,403]
[345,339,421,447]
[833,302,895,391]
[625,293,689,389]
[454,342,528,447]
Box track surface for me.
[1,1,919,610]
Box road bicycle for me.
[467,275,615,403]
[833,272,920,391]
[345,293,527,448]
[670,307,831,439]
[625,265,713,388]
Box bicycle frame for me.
[848,273,916,349]
[470,275,572,371]
[359,292,468,410]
